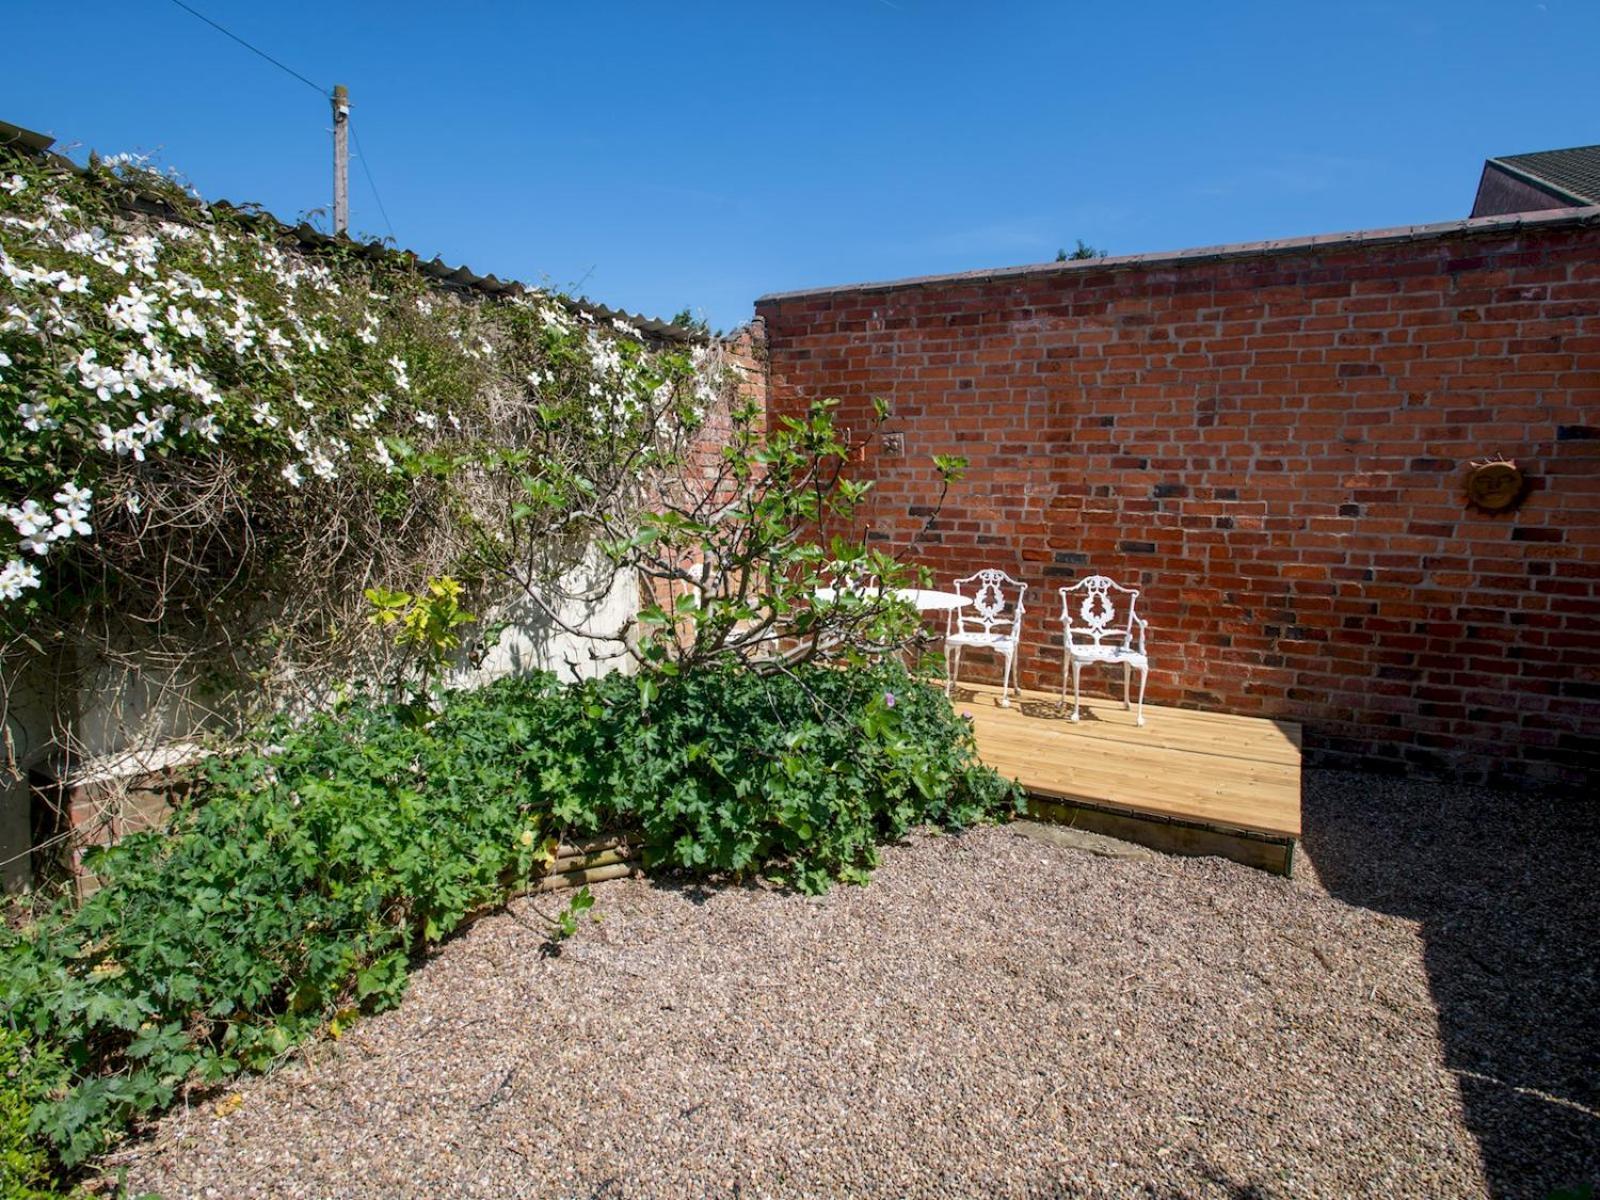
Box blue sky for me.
[6,2,1595,330]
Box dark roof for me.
[0,119,705,344]
[1486,144,1600,206]
[0,120,57,158]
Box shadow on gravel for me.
[643,873,774,905]
[1302,770,1599,1200]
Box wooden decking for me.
[958,683,1302,875]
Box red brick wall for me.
[676,321,767,497]
[642,322,769,615]
[755,212,1600,786]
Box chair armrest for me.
[1132,615,1149,655]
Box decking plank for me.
[960,684,1302,848]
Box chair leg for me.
[1070,660,1082,722]
[1136,665,1148,727]
[998,648,1012,708]
[944,642,954,697]
[1123,662,1131,710]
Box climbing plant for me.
[0,148,726,756]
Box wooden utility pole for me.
[331,84,349,235]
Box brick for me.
[755,219,1600,786]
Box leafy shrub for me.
[0,1029,73,1199]
[0,660,1017,1174]
[548,660,1018,892]
[364,574,477,699]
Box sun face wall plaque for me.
[1463,458,1527,513]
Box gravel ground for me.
[109,770,1598,1199]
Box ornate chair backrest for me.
[1058,575,1140,649]
[952,569,1027,638]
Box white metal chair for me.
[946,569,1028,707]
[1058,575,1150,725]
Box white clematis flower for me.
[19,402,58,432]
[0,557,43,600]
[6,500,51,540]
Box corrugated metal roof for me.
[0,120,56,157]
[1488,144,1600,207]
[0,118,706,344]
[212,206,702,342]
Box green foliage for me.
[0,1029,76,1199]
[0,660,1017,1176]
[0,686,554,1168]
[548,885,597,943]
[607,396,967,675]
[668,307,714,337]
[1056,238,1107,261]
[588,661,1019,891]
[365,574,476,697]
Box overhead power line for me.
[351,125,396,242]
[163,0,397,241]
[167,0,326,97]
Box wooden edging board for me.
[1025,795,1297,877]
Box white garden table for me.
[811,588,971,668]
[892,588,971,615]
[811,587,971,613]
